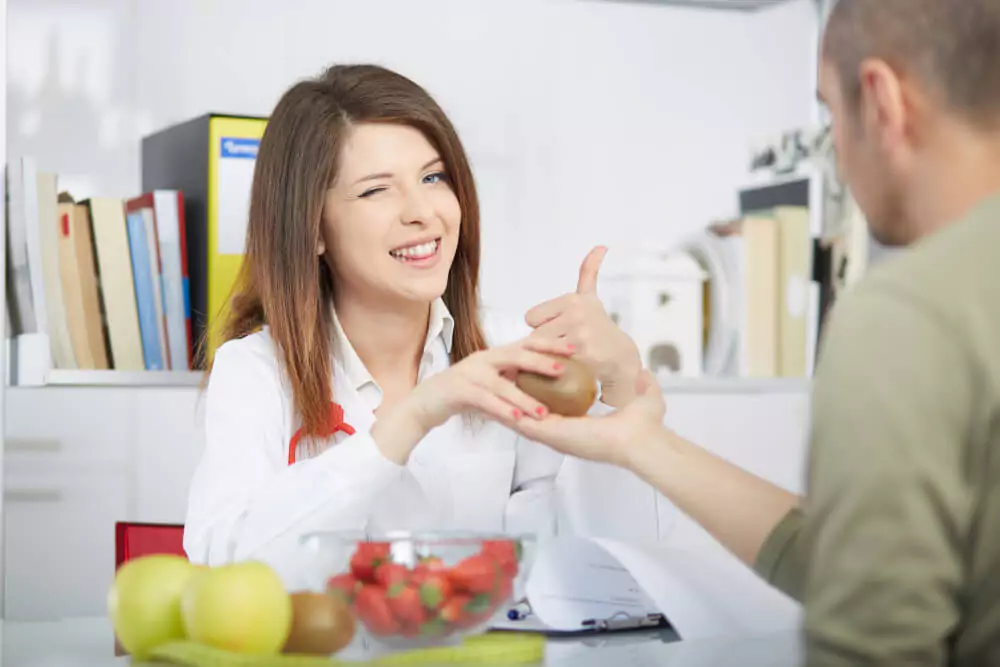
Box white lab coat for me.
[182,298,570,587]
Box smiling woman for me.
[180,64,581,586]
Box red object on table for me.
[115,521,187,568]
[113,522,186,656]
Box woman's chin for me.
[387,280,450,307]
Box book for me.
[86,197,145,371]
[152,190,193,370]
[56,195,105,369]
[125,208,165,370]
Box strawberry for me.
[418,555,447,571]
[481,540,520,578]
[439,594,483,630]
[386,584,427,627]
[417,572,454,611]
[350,542,391,583]
[326,573,361,603]
[448,554,500,595]
[354,584,399,637]
[411,556,448,585]
[374,562,410,589]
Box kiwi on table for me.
[515,354,597,417]
[282,591,355,656]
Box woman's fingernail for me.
[536,406,547,417]
[566,343,576,352]
[512,409,523,420]
[553,362,564,371]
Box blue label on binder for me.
[220,137,259,159]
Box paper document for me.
[495,536,801,639]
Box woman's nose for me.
[400,189,435,225]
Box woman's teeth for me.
[390,240,438,260]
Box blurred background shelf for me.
[658,376,810,393]
[17,369,203,388]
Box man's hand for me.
[511,370,666,469]
[525,246,642,408]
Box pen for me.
[506,599,531,621]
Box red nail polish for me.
[512,409,522,420]
[536,406,547,416]
[553,362,564,371]
[566,344,576,352]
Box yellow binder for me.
[206,116,268,358]
[141,113,268,367]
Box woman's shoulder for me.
[479,306,531,348]
[209,326,284,386]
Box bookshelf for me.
[37,369,203,388]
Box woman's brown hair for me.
[206,64,487,439]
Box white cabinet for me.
[4,468,129,620]
[4,389,133,469]
[133,389,205,523]
[2,386,203,620]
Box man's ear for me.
[858,58,909,149]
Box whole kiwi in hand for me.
[282,591,355,656]
[515,354,598,417]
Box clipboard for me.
[490,598,672,637]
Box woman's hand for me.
[525,246,642,408]
[403,336,575,432]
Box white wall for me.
[7,0,818,316]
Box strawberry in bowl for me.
[300,531,534,652]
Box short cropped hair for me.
[823,0,1000,127]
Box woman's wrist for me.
[598,358,643,408]
[370,398,429,465]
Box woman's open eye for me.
[423,171,448,185]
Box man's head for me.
[819,0,1000,246]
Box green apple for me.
[107,554,198,660]
[181,560,292,655]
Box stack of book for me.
[5,156,192,376]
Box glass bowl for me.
[298,530,537,653]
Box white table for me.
[2,617,802,666]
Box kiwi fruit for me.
[515,354,597,417]
[282,591,355,656]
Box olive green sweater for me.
[755,190,1000,666]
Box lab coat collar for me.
[330,298,455,392]
[427,297,455,356]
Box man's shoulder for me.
[861,193,1000,310]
